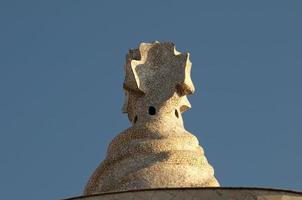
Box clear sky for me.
[0,1,301,199]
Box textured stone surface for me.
[84,42,219,195]
[65,188,302,200]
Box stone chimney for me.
[84,41,219,194]
[64,42,302,200]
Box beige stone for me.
[84,41,219,195]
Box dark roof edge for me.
[63,187,302,200]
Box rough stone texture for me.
[65,188,302,200]
[84,42,219,195]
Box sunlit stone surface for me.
[84,42,219,195]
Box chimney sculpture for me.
[84,41,219,195]
[64,42,302,200]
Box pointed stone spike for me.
[175,53,195,96]
[179,96,191,113]
[183,53,195,94]
[124,49,143,93]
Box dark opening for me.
[175,109,179,118]
[133,115,138,123]
[148,106,156,115]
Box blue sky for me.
[0,1,301,199]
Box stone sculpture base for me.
[65,187,302,200]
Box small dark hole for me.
[148,106,156,115]
[175,109,179,118]
[133,115,138,123]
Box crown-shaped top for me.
[122,41,195,124]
